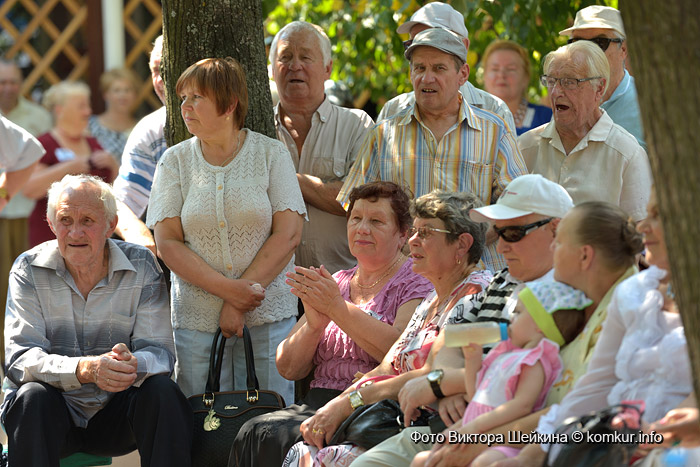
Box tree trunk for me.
[161,0,275,146]
[621,1,700,405]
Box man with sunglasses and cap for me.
[561,5,644,148]
[518,40,651,223]
[338,27,527,273]
[377,2,516,134]
[352,174,573,467]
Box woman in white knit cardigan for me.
[147,57,306,404]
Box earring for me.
[456,257,462,265]
[226,116,230,121]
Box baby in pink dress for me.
[459,280,592,467]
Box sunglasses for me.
[493,218,553,243]
[408,226,452,240]
[567,37,623,52]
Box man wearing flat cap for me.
[561,5,645,148]
[378,2,516,133]
[338,28,528,273]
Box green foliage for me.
[263,0,617,107]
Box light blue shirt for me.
[3,239,174,427]
[601,70,645,150]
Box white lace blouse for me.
[538,266,691,435]
[146,130,307,332]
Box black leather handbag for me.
[329,398,434,450]
[188,326,285,467]
[544,404,642,467]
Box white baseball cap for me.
[469,174,573,222]
[397,2,469,39]
[559,5,626,38]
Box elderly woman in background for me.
[482,40,552,135]
[283,190,493,466]
[146,57,306,404]
[495,188,693,467]
[88,68,139,164]
[231,181,433,467]
[518,40,651,221]
[24,81,118,247]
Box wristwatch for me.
[348,390,365,410]
[426,369,445,399]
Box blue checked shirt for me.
[3,239,174,427]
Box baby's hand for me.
[461,343,483,366]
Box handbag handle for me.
[204,326,261,396]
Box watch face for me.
[428,370,442,382]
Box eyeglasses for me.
[403,39,413,51]
[493,218,553,243]
[567,37,623,52]
[540,75,601,90]
[408,226,452,240]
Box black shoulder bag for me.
[188,326,285,466]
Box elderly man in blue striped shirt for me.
[2,174,191,466]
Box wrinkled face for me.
[56,93,92,130]
[495,214,555,281]
[571,28,626,87]
[483,49,529,104]
[552,210,583,287]
[637,191,668,271]
[547,55,605,134]
[49,185,116,270]
[410,46,467,115]
[272,29,331,106]
[347,197,406,262]
[104,78,137,113]
[509,299,542,348]
[179,85,230,139]
[0,63,21,111]
[150,53,166,104]
[409,216,460,283]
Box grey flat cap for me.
[404,27,467,62]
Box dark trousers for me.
[4,374,193,467]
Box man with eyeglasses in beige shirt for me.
[517,40,651,222]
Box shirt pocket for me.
[460,161,494,200]
[308,154,347,182]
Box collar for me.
[274,95,332,125]
[400,92,481,132]
[32,239,137,282]
[605,69,631,105]
[540,111,614,150]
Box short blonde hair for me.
[99,68,139,95]
[176,57,248,129]
[46,174,117,225]
[544,41,610,97]
[482,40,530,97]
[42,81,90,114]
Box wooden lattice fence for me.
[0,0,162,114]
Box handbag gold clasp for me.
[203,393,215,407]
[246,390,259,403]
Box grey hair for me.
[410,190,487,265]
[150,35,163,69]
[46,174,118,225]
[42,81,90,113]
[544,41,610,97]
[269,21,332,67]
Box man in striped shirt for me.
[337,28,527,272]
